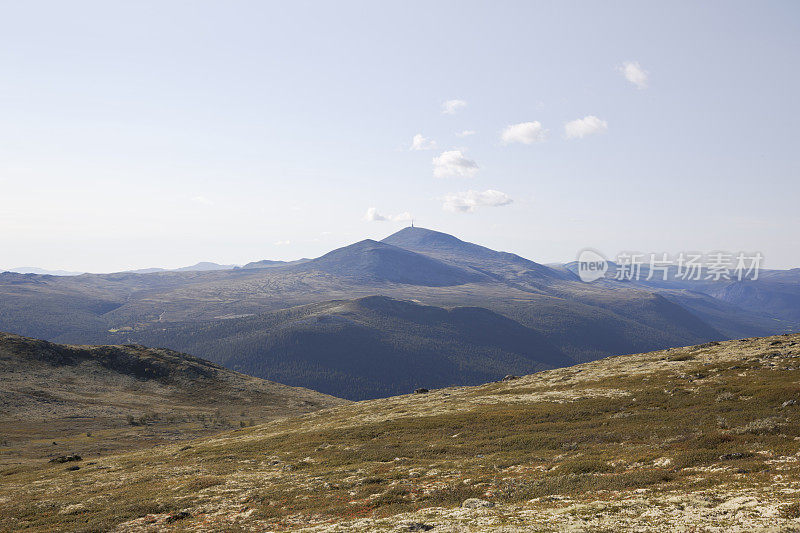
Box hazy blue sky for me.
[1,1,799,271]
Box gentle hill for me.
[0,332,345,464]
[240,259,290,269]
[121,262,237,274]
[173,262,237,272]
[2,334,799,531]
[297,239,488,286]
[112,296,573,400]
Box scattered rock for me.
[733,417,783,435]
[715,496,759,512]
[719,452,753,461]
[414,388,429,394]
[166,511,191,523]
[65,465,80,471]
[716,392,736,402]
[49,454,81,464]
[653,457,672,467]
[179,445,192,451]
[407,522,434,531]
[770,340,783,346]
[59,503,87,515]
[697,341,721,348]
[781,399,797,408]
[461,498,495,509]
[502,375,519,381]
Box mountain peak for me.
[298,238,486,287]
[382,227,463,247]
[382,227,568,281]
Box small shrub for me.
[558,458,614,474]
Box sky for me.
[1,0,799,272]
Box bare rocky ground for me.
[2,334,800,532]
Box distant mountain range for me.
[4,266,86,276]
[2,262,240,276]
[0,227,797,399]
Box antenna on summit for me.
[411,219,414,228]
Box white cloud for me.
[364,208,412,222]
[274,240,291,246]
[410,133,437,151]
[442,189,513,213]
[564,116,608,139]
[363,207,388,221]
[442,99,467,115]
[190,195,214,205]
[456,130,476,137]
[432,150,479,178]
[501,121,547,145]
[618,61,648,89]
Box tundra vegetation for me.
[1,334,799,531]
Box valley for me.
[1,228,797,400]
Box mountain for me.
[173,262,238,272]
[707,279,800,323]
[383,226,569,284]
[563,261,800,333]
[240,258,310,269]
[4,334,799,531]
[109,296,573,400]
[5,267,85,276]
[297,238,488,286]
[121,262,238,274]
[0,331,345,463]
[0,227,796,383]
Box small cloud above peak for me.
[443,189,513,213]
[565,116,608,139]
[364,207,387,222]
[410,133,437,151]
[501,121,547,145]
[442,99,467,115]
[618,61,648,89]
[364,207,413,223]
[433,150,479,178]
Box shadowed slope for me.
[115,296,572,400]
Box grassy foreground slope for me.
[2,334,800,531]
[0,332,345,467]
